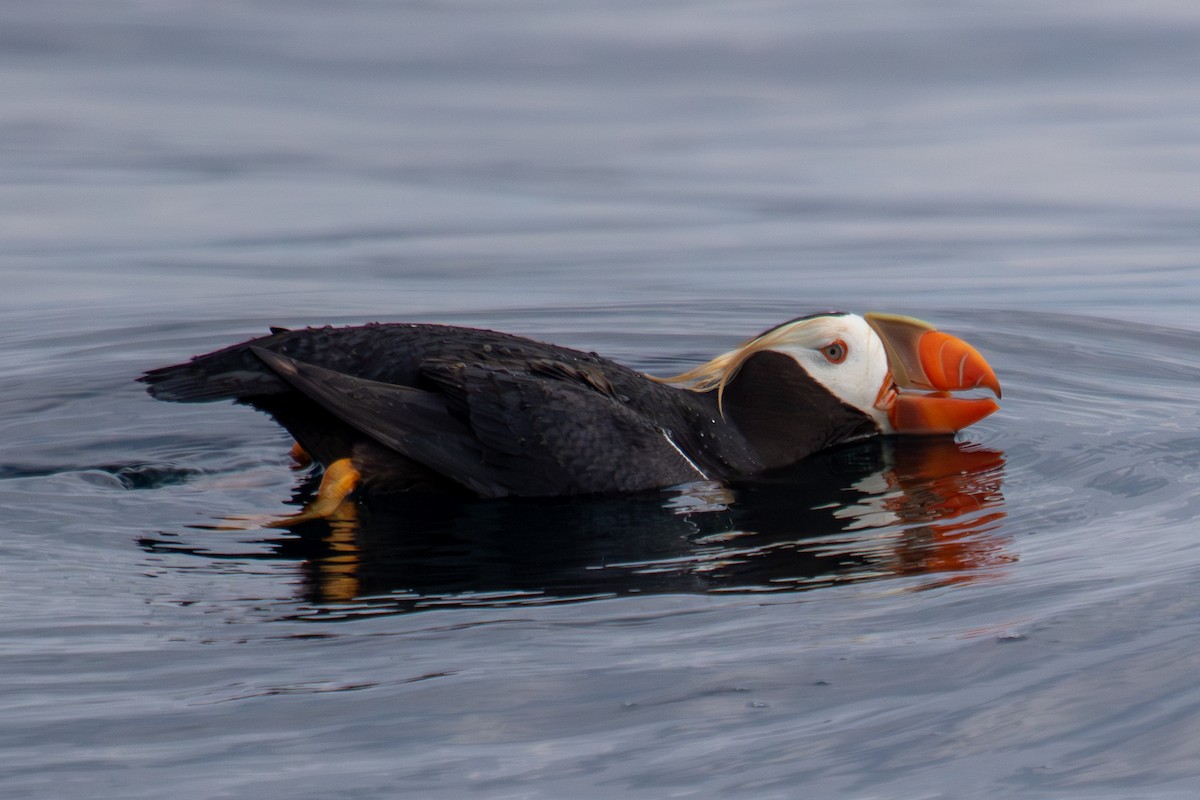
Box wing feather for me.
[251,347,701,497]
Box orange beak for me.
[864,313,1001,435]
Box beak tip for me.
[869,313,1002,429]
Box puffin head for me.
[666,312,1000,438]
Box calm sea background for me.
[2,2,1200,798]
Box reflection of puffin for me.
[138,438,1008,611]
[140,313,999,522]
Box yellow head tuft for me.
[649,316,838,415]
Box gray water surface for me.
[3,2,1200,798]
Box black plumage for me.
[140,322,879,501]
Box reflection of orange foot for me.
[265,457,361,528]
[316,503,362,602]
[288,441,313,471]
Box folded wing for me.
[250,348,704,498]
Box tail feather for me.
[139,347,288,403]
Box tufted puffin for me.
[140,313,1000,524]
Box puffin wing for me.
[422,359,708,495]
[251,347,705,497]
[249,348,499,496]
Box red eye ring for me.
[821,340,848,364]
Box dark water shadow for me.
[140,437,1007,618]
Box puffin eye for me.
[821,340,848,364]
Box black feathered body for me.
[140,323,879,498]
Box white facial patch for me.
[766,314,892,431]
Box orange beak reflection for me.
[865,313,1001,435]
